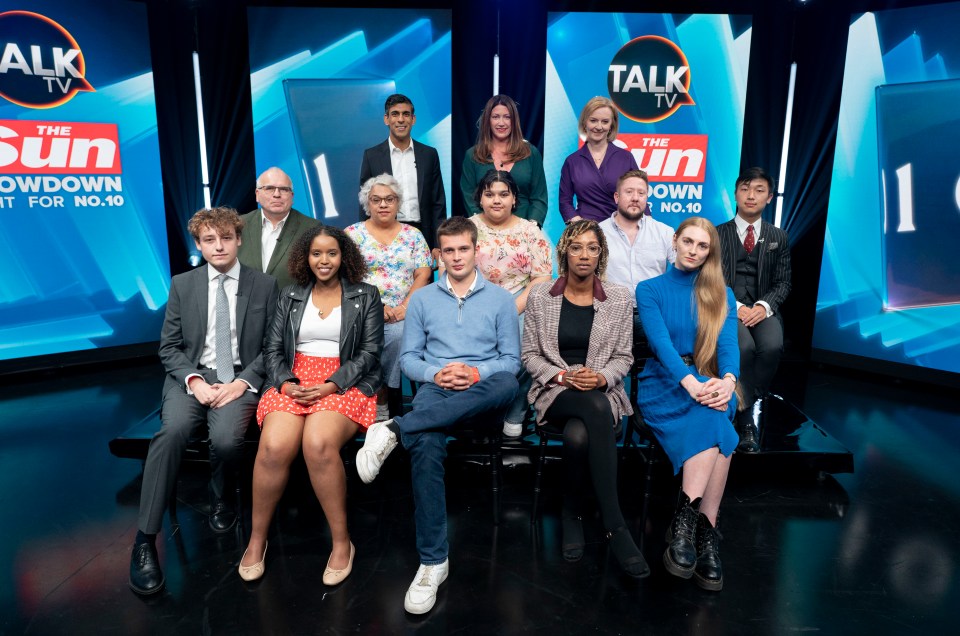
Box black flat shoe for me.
[209,499,237,533]
[129,542,164,595]
[607,527,650,579]
[561,516,584,562]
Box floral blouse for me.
[345,222,431,308]
[469,215,553,295]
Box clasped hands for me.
[280,381,337,406]
[434,362,478,391]
[559,367,607,391]
[189,377,247,409]
[384,304,407,324]
[681,374,736,411]
[737,304,766,327]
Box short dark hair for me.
[616,169,649,191]
[187,206,244,241]
[384,94,414,115]
[287,225,367,287]
[436,216,478,247]
[472,169,519,208]
[736,167,774,192]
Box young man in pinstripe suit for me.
[716,168,791,453]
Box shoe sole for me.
[129,577,165,595]
[694,572,723,591]
[663,550,694,579]
[356,455,379,484]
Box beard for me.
[617,204,645,221]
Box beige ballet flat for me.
[322,542,355,585]
[238,541,268,582]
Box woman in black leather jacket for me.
[238,225,383,586]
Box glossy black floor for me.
[1,358,957,635]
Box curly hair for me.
[472,94,531,165]
[187,206,244,241]
[556,219,608,279]
[358,173,403,216]
[287,225,367,286]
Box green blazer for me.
[237,208,318,290]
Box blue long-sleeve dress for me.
[635,266,740,473]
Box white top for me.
[599,212,675,297]
[296,299,341,357]
[389,137,420,223]
[260,210,288,270]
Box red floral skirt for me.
[256,353,376,429]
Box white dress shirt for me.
[599,212,676,296]
[260,210,288,270]
[733,214,772,316]
[389,138,420,223]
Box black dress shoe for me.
[209,499,237,533]
[129,543,164,595]
[737,423,760,454]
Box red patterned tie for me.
[744,224,756,254]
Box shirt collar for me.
[445,268,479,296]
[548,275,607,301]
[260,209,289,230]
[207,260,241,282]
[388,137,415,154]
[734,214,762,235]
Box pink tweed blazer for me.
[521,276,634,425]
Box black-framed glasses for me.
[258,185,293,195]
[370,195,399,205]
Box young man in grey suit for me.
[129,207,279,595]
[238,167,318,290]
[358,94,446,257]
[716,167,792,453]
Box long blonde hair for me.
[675,218,728,382]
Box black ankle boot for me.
[694,512,723,591]
[663,491,700,579]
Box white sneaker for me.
[502,421,524,438]
[375,403,390,422]
[356,420,398,484]
[404,559,449,614]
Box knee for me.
[256,437,297,471]
[302,436,342,467]
[405,431,446,462]
[738,335,757,358]
[563,419,589,452]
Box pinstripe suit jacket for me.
[717,218,792,317]
[522,277,634,425]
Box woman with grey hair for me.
[347,173,432,420]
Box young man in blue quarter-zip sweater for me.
[356,216,520,615]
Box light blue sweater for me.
[400,269,521,383]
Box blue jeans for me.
[395,370,519,564]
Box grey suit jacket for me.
[522,277,634,425]
[158,263,279,396]
[716,218,792,317]
[358,139,446,249]
[238,208,319,290]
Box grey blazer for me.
[237,208,319,290]
[358,139,446,249]
[158,263,280,395]
[521,277,634,425]
[716,218,792,317]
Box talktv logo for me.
[608,36,694,123]
[0,11,95,109]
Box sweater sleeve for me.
[398,293,443,383]
[477,290,521,379]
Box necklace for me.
[313,285,340,318]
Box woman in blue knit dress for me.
[635,216,740,591]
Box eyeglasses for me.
[568,244,602,257]
[370,195,399,205]
[258,185,293,195]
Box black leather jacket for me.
[264,281,384,396]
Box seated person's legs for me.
[205,390,258,532]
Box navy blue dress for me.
[635,266,740,473]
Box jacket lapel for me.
[236,266,252,343]
[244,214,263,272]
[268,212,299,274]
[413,143,427,202]
[196,266,210,342]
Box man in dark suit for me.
[238,166,318,290]
[716,167,791,453]
[359,94,446,256]
[129,207,279,595]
